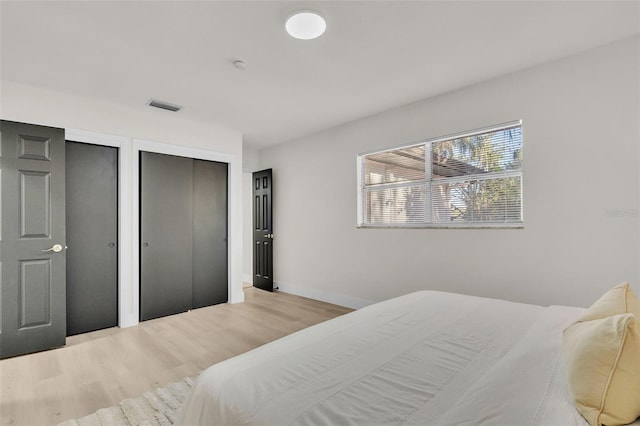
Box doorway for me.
[252,168,273,292]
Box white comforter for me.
[176,291,638,426]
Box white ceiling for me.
[1,1,639,149]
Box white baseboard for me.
[276,282,373,310]
[119,317,138,328]
[243,274,253,285]
[230,291,245,304]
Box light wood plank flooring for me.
[0,288,352,426]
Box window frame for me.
[356,120,524,229]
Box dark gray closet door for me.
[65,141,118,336]
[0,120,67,359]
[140,152,193,321]
[192,160,228,308]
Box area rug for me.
[58,376,195,426]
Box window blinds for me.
[360,121,523,227]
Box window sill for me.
[357,223,524,229]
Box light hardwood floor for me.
[0,287,353,425]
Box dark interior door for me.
[1,120,67,359]
[253,169,273,292]
[192,159,228,308]
[65,141,118,336]
[140,152,193,321]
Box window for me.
[357,121,523,228]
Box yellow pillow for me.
[578,282,640,322]
[563,314,640,426]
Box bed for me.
[176,290,640,426]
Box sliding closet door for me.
[192,160,228,308]
[140,152,193,321]
[66,141,118,335]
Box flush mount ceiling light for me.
[285,11,326,40]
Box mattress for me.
[176,290,640,426]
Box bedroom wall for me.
[1,80,245,326]
[259,36,640,309]
[243,146,260,284]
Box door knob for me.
[42,244,64,253]
[262,234,274,239]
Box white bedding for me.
[177,290,640,426]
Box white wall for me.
[243,172,254,284]
[243,146,259,171]
[1,80,245,327]
[259,36,640,309]
[242,146,260,284]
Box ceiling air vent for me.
[149,99,182,112]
